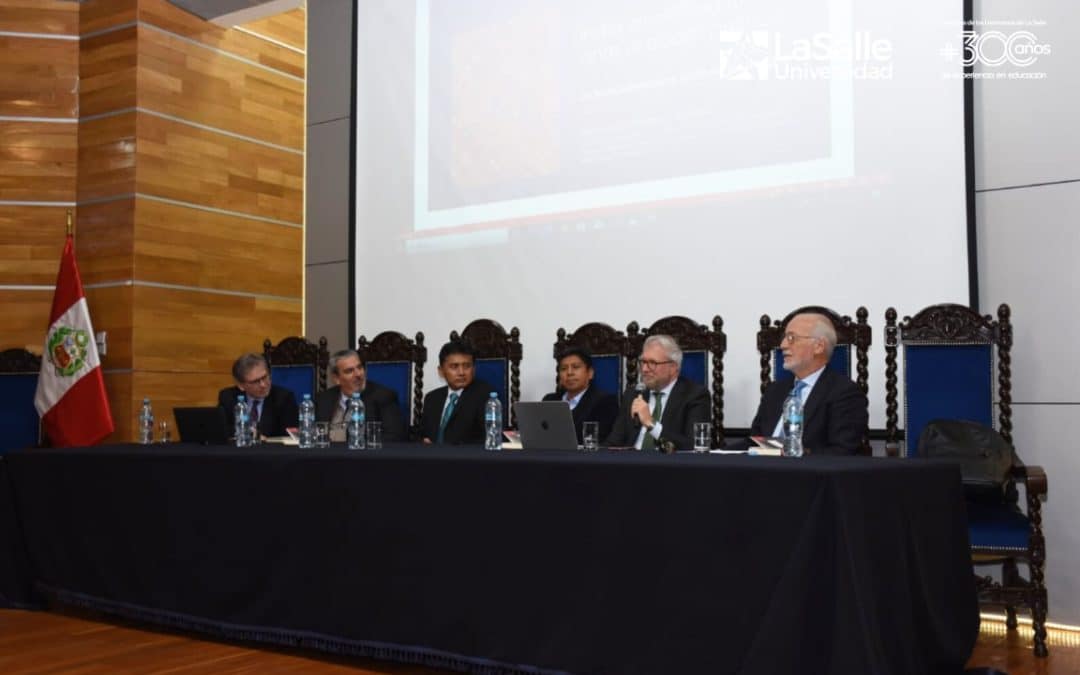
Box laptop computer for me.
[174,406,228,445]
[512,401,579,451]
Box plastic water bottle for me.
[138,398,154,445]
[347,392,366,450]
[782,391,804,457]
[234,394,251,447]
[298,393,315,449]
[484,392,503,451]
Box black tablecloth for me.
[2,444,978,674]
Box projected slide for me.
[353,0,972,429]
[415,0,854,232]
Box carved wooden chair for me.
[451,319,522,427]
[885,303,1048,656]
[627,316,726,448]
[757,306,871,454]
[553,322,631,401]
[356,331,427,440]
[262,336,330,404]
[0,348,43,453]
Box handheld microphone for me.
[632,382,647,423]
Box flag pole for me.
[66,209,73,237]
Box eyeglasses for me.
[243,372,270,386]
[781,333,818,344]
[640,359,675,369]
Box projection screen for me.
[352,0,974,429]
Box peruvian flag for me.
[33,234,114,447]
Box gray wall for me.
[305,0,353,354]
[973,0,1080,626]
[307,0,1080,624]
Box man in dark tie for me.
[749,312,868,455]
[218,353,298,439]
[420,339,496,445]
[542,347,618,443]
[605,334,710,452]
[315,349,406,442]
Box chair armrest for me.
[1011,463,1048,497]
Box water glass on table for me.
[693,422,712,452]
[582,421,600,451]
[315,421,331,448]
[366,421,382,449]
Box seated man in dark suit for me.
[218,353,298,438]
[749,312,868,455]
[606,334,710,452]
[420,339,496,445]
[542,347,618,443]
[315,349,406,442]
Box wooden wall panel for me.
[79,25,137,117]
[135,113,302,223]
[131,285,301,373]
[0,120,77,202]
[139,0,304,78]
[77,111,136,202]
[76,198,135,285]
[137,26,304,148]
[0,289,51,352]
[0,1,78,35]
[238,8,306,52]
[0,35,77,118]
[84,284,133,370]
[0,205,70,285]
[101,370,132,443]
[79,0,136,36]
[133,197,301,297]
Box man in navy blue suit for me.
[749,312,867,455]
[542,347,618,443]
[420,340,496,445]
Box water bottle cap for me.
[143,398,150,403]
[303,393,311,400]
[352,392,360,399]
[489,392,498,398]
[238,394,245,400]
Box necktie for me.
[437,392,459,444]
[250,399,261,429]
[641,392,664,451]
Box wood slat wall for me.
[0,0,305,444]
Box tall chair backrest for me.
[757,306,871,394]
[356,331,427,439]
[553,322,630,401]
[263,336,330,405]
[0,348,42,454]
[885,304,1009,457]
[627,315,726,448]
[451,319,523,427]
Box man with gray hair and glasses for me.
[218,352,298,439]
[605,334,711,452]
[749,312,867,455]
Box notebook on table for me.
[512,401,579,451]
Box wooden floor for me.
[0,609,1077,673]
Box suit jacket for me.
[605,376,711,451]
[749,367,868,456]
[420,379,497,445]
[218,384,298,438]
[542,385,619,443]
[315,382,406,442]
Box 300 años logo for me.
[961,30,1050,68]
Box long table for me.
[2,444,978,674]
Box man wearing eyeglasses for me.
[749,312,868,455]
[605,334,711,451]
[218,352,299,438]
